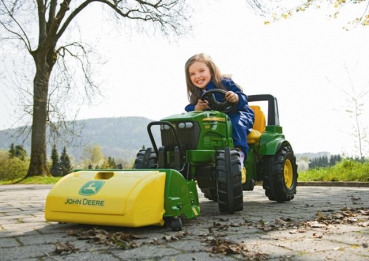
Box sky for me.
[1,0,369,157]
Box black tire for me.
[263,143,298,202]
[216,147,243,213]
[201,188,218,202]
[171,217,182,231]
[133,148,158,169]
[242,179,255,191]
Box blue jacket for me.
[185,78,254,124]
[184,78,255,153]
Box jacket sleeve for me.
[222,78,248,111]
[185,104,195,112]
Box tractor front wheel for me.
[201,188,218,202]
[133,148,158,169]
[263,144,298,202]
[216,147,243,213]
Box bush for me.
[299,158,369,182]
[0,157,29,181]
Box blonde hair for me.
[185,53,228,104]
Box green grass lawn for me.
[0,176,62,185]
[298,159,369,182]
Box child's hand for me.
[195,99,209,111]
[225,91,239,103]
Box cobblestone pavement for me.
[0,184,368,261]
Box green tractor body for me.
[135,94,298,215]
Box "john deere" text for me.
[64,198,105,206]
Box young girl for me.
[184,53,255,164]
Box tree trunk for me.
[26,53,52,177]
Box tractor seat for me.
[247,105,266,144]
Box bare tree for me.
[246,0,369,27]
[326,63,369,160]
[0,0,192,177]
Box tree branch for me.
[42,0,71,52]
[0,0,32,51]
[47,0,58,32]
[55,0,189,41]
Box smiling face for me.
[188,61,212,89]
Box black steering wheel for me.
[201,89,236,114]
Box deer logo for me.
[79,181,105,196]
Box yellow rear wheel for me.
[263,144,297,202]
[284,159,293,189]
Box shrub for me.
[0,157,29,181]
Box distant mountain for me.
[0,117,335,164]
[0,116,161,162]
[295,152,331,160]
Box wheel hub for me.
[284,159,293,188]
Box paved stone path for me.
[0,184,368,260]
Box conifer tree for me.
[9,143,15,159]
[60,147,73,176]
[108,157,117,169]
[9,143,27,161]
[15,145,27,161]
[50,144,61,176]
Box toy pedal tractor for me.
[45,91,297,231]
[134,91,298,213]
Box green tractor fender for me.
[259,137,292,156]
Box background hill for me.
[0,116,330,168]
[0,116,160,164]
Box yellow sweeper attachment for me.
[45,169,200,230]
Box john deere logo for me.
[79,181,105,196]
